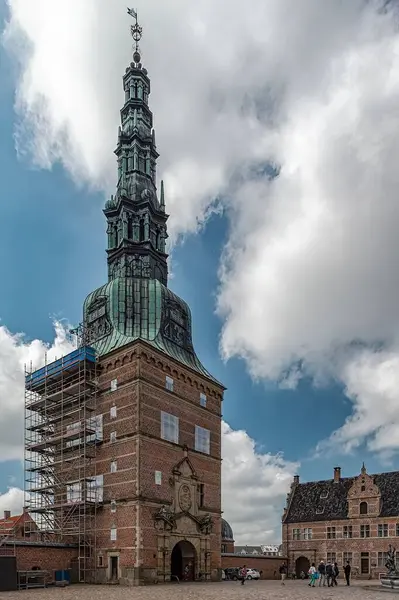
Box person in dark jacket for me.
[344,561,351,586]
[326,561,333,587]
[332,562,339,586]
[318,560,326,587]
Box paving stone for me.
[0,580,391,599]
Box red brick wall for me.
[221,555,284,579]
[14,545,77,573]
[94,341,224,583]
[283,517,398,578]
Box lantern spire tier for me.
[104,8,168,286]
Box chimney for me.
[293,475,300,485]
[334,467,341,483]
[3,510,11,520]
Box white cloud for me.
[4,2,399,456]
[0,487,24,516]
[0,320,74,461]
[222,422,298,544]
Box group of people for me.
[308,560,351,587]
[279,560,352,587]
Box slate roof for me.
[284,471,399,523]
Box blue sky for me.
[1,0,399,542]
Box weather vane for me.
[127,7,142,64]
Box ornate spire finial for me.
[128,7,143,64]
[361,462,366,475]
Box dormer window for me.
[320,491,329,499]
[316,507,325,515]
[360,501,368,515]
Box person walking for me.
[240,565,247,585]
[318,560,326,587]
[326,561,333,587]
[308,563,317,587]
[344,561,351,586]
[332,562,339,586]
[279,563,287,585]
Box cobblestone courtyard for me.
[0,581,393,599]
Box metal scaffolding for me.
[24,346,101,582]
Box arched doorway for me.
[296,556,310,578]
[171,540,196,582]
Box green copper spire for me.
[104,9,168,286]
[82,11,221,386]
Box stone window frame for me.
[200,392,207,408]
[110,378,118,392]
[160,411,179,444]
[292,528,301,540]
[378,523,389,538]
[110,527,117,541]
[360,524,370,538]
[327,552,336,564]
[165,375,174,392]
[195,425,211,455]
[343,552,353,564]
[359,501,368,515]
[303,528,313,540]
[327,526,336,539]
[110,405,117,419]
[343,525,353,539]
[378,552,388,567]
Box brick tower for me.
[82,10,225,585]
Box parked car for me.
[224,567,240,581]
[246,568,260,580]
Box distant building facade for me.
[221,519,284,578]
[282,465,399,579]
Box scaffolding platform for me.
[24,346,100,583]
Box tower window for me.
[161,411,179,444]
[110,500,117,513]
[195,425,210,455]
[165,376,174,392]
[110,378,118,392]
[360,501,368,515]
[110,527,117,541]
[110,405,117,419]
[200,393,207,408]
[139,219,145,241]
[110,461,117,473]
[110,431,117,443]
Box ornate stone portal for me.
[154,449,214,582]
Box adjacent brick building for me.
[282,464,399,579]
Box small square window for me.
[165,376,174,392]
[195,425,210,454]
[110,527,117,541]
[110,461,117,473]
[110,500,117,513]
[110,405,117,419]
[110,431,117,443]
[110,378,118,392]
[200,392,207,407]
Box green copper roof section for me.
[83,277,220,385]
